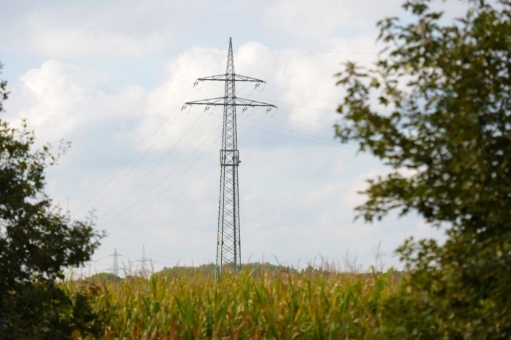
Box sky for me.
[0,0,470,275]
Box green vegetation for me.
[2,0,510,338]
[336,0,511,338]
[156,262,298,279]
[88,273,122,284]
[67,265,401,339]
[0,62,104,339]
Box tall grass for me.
[66,265,402,339]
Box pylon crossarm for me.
[185,97,277,108]
[185,97,226,106]
[197,73,266,83]
[234,97,277,108]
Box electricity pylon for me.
[109,249,122,277]
[184,38,276,277]
[139,245,151,278]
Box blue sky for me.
[0,0,469,275]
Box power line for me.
[209,83,341,134]
[95,105,348,258]
[282,115,334,133]
[266,83,339,104]
[252,95,338,113]
[264,83,395,115]
[94,115,348,257]
[106,161,217,249]
[252,120,336,142]
[212,110,339,144]
[77,41,381,219]
[101,122,222,229]
[99,110,210,221]
[103,124,222,238]
[242,123,356,149]
[264,43,378,55]
[105,106,269,249]
[98,40,370,253]
[212,76,394,115]
[74,102,183,214]
[74,42,228,214]
[208,85,352,139]
[90,97,190,210]
[101,74,264,246]
[102,104,354,242]
[211,83,338,114]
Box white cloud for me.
[26,23,166,60]
[1,0,463,274]
[264,0,349,38]
[3,43,434,273]
[6,60,146,143]
[263,0,405,39]
[1,1,203,59]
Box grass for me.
[66,263,403,339]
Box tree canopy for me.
[0,63,103,339]
[336,0,511,337]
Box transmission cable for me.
[240,122,356,149]
[245,120,340,144]
[211,77,394,116]
[282,115,335,133]
[74,41,228,214]
[266,83,338,104]
[99,110,211,221]
[90,94,192,210]
[103,85,261,233]
[101,122,222,229]
[104,109,268,248]
[211,110,339,145]
[104,124,222,238]
[264,43,378,55]
[208,85,353,139]
[74,98,185,214]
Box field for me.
[66,265,403,339]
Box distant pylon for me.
[109,249,122,277]
[139,245,152,278]
[184,38,277,278]
[141,245,147,276]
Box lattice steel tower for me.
[139,245,152,278]
[185,38,276,277]
[109,249,122,277]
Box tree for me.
[336,0,511,338]
[0,63,104,339]
[88,272,121,284]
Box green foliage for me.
[0,63,104,339]
[155,262,298,280]
[88,273,121,284]
[3,281,102,340]
[0,63,7,113]
[156,263,217,278]
[336,0,511,338]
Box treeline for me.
[85,262,405,284]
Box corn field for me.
[66,266,402,339]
